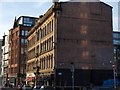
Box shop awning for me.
[26,77,35,81]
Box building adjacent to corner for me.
[0,39,3,85]
[8,16,38,86]
[27,1,113,89]
[1,34,9,86]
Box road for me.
[0,87,19,90]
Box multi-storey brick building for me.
[27,2,113,89]
[9,16,37,86]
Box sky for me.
[0,0,119,39]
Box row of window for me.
[21,47,27,54]
[35,20,54,41]
[23,17,36,27]
[39,54,54,69]
[21,30,28,36]
[2,54,9,60]
[3,68,8,74]
[27,54,53,71]
[40,20,54,39]
[2,46,9,55]
[28,20,54,48]
[21,39,27,45]
[113,33,120,39]
[10,29,28,38]
[28,36,36,48]
[10,31,19,38]
[28,36,53,60]
[40,36,54,53]
[3,61,8,67]
[113,40,120,45]
[9,57,17,65]
[28,48,35,60]
[9,67,17,74]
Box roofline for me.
[28,4,54,37]
[100,1,113,8]
[17,16,38,20]
[17,16,38,23]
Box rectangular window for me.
[113,33,118,38]
[40,43,42,53]
[21,39,24,44]
[24,17,30,22]
[23,17,35,27]
[37,46,39,54]
[21,47,24,54]
[113,40,120,44]
[51,20,53,31]
[21,30,24,36]
[37,31,39,41]
[16,31,19,36]
[25,31,28,36]
[25,39,27,44]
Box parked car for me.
[22,85,32,90]
[40,85,54,90]
[33,85,41,90]
[17,85,22,90]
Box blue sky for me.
[0,0,119,39]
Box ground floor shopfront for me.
[8,74,26,87]
[26,69,114,90]
[54,69,113,90]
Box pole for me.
[72,68,74,90]
[71,62,74,90]
[112,64,116,89]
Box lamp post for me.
[70,62,74,90]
